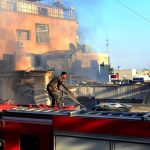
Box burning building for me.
[0,0,78,70]
[0,0,110,104]
[0,0,78,104]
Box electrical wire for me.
[114,0,150,24]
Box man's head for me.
[60,71,68,79]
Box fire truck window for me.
[55,135,109,150]
[20,135,40,150]
[115,141,150,150]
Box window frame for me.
[16,29,31,41]
[35,23,49,44]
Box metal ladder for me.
[3,107,150,121]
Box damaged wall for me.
[0,70,53,105]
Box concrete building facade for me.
[113,69,137,80]
[71,52,109,82]
[0,0,78,70]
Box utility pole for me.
[106,38,109,53]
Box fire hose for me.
[61,90,88,110]
[43,89,88,110]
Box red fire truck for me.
[0,105,150,150]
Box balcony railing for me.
[0,0,77,21]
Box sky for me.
[66,0,150,70]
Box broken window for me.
[16,30,30,40]
[36,24,49,44]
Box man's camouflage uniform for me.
[47,76,69,109]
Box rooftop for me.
[0,0,77,21]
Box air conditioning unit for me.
[17,41,25,48]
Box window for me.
[36,24,49,43]
[16,30,30,40]
[33,55,42,67]
[38,7,48,16]
[9,2,17,11]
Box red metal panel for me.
[53,116,150,139]
[40,135,53,150]
[2,118,53,150]
[0,105,16,111]
[3,131,53,150]
[3,121,52,135]
[4,133,20,150]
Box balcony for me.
[0,0,77,21]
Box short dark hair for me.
[61,71,67,76]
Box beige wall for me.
[71,52,109,82]
[0,6,78,70]
[114,69,136,80]
[72,52,109,67]
[0,10,78,54]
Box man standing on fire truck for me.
[47,71,72,109]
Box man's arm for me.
[58,78,72,94]
[61,82,70,91]
[61,81,73,94]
